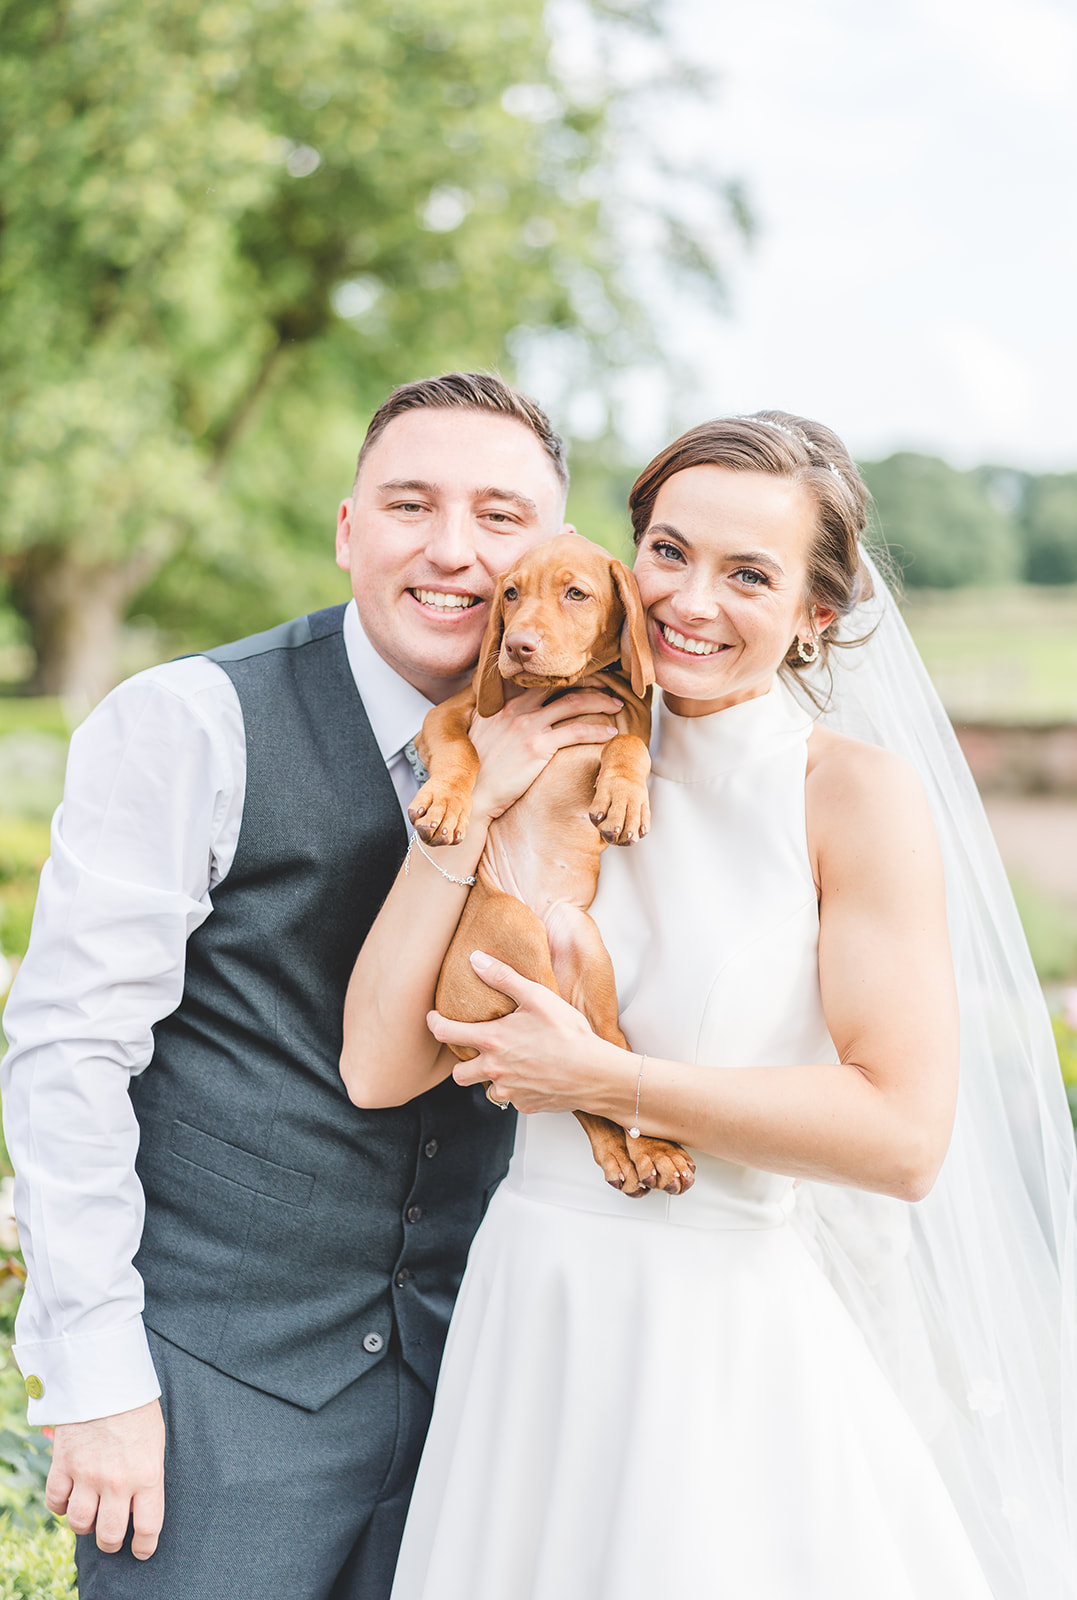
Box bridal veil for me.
[790,551,1076,1598]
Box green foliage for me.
[1008,879,1077,984]
[0,704,60,963]
[0,1518,76,1600]
[0,1434,53,1535]
[0,1352,53,1525]
[1053,1016,1077,1130]
[0,0,675,689]
[861,453,1020,589]
[1021,474,1077,585]
[0,817,51,963]
[564,448,637,563]
[1055,1015,1077,1084]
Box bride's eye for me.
[734,567,770,587]
[650,539,684,563]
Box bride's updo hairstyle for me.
[628,411,876,687]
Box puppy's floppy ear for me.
[610,559,655,700]
[473,577,508,715]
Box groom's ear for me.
[610,560,654,700]
[474,578,508,715]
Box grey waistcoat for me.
[130,605,515,1410]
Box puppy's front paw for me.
[409,780,472,845]
[589,782,650,846]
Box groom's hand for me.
[46,1398,165,1559]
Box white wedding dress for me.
[390,682,994,1600]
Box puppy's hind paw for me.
[629,1135,695,1195]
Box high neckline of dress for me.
[650,677,815,782]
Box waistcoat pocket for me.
[169,1120,315,1207]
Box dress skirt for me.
[389,1184,993,1600]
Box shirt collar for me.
[342,599,436,762]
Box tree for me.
[859,453,1019,589]
[1020,474,1077,584]
[0,0,736,699]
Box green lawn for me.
[900,584,1077,723]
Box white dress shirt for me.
[0,601,433,1424]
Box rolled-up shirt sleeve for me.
[1,657,245,1424]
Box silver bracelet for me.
[404,832,477,888]
[627,1053,646,1139]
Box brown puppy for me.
[411,533,695,1197]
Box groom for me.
[1,373,575,1597]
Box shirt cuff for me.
[12,1318,162,1426]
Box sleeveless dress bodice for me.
[390,680,994,1600]
[503,680,832,1228]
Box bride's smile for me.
[632,464,834,718]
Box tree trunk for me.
[4,545,165,707]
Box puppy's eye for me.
[566,587,590,602]
[503,585,518,602]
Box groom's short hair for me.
[354,371,569,497]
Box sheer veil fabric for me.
[788,551,1076,1598]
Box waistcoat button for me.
[394,1269,411,1288]
[362,1331,384,1354]
[423,1139,439,1158]
[406,1204,423,1223]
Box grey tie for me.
[402,738,429,786]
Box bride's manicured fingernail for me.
[470,950,493,971]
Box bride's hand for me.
[429,951,622,1113]
[468,688,621,825]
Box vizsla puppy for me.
[411,533,695,1197]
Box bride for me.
[341,413,1076,1599]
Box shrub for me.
[860,452,1020,588]
[0,1518,76,1600]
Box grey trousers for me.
[76,1328,433,1600]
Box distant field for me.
[900,585,1077,724]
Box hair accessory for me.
[797,635,821,664]
[627,1053,647,1139]
[733,415,849,490]
[404,832,477,888]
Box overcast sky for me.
[609,0,1077,471]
